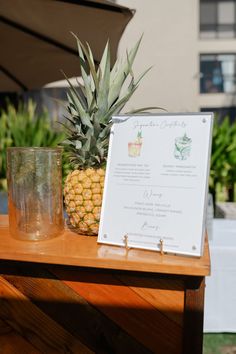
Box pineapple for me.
[62,34,154,235]
[64,168,104,234]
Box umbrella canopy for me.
[0,0,133,92]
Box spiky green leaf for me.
[61,34,158,170]
[108,35,143,108]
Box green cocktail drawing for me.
[174,133,192,160]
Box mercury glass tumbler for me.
[7,147,64,241]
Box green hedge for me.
[0,100,67,190]
[210,115,236,203]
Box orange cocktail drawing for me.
[128,131,142,157]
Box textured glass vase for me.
[7,147,64,241]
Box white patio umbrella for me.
[0,0,133,92]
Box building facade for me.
[117,0,236,119]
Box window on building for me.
[200,54,236,93]
[201,106,236,121]
[200,0,236,38]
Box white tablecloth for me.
[204,219,236,332]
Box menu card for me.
[98,113,213,257]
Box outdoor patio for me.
[1,1,236,353]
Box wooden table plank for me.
[52,267,183,354]
[0,215,210,276]
[183,277,205,354]
[2,265,151,354]
[0,276,93,354]
[116,274,185,326]
[0,318,42,354]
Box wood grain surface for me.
[183,277,206,354]
[0,215,210,276]
[0,318,42,354]
[0,275,93,353]
[2,264,151,354]
[0,214,209,354]
[0,265,186,354]
[51,267,184,354]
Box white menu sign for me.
[98,113,213,257]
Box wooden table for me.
[0,215,210,354]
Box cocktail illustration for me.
[128,131,143,157]
[174,133,192,160]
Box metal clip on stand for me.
[123,235,164,255]
[123,235,130,253]
[159,239,164,255]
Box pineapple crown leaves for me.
[62,33,156,169]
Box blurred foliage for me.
[204,333,236,354]
[0,100,68,190]
[210,115,236,203]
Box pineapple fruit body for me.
[64,168,105,235]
